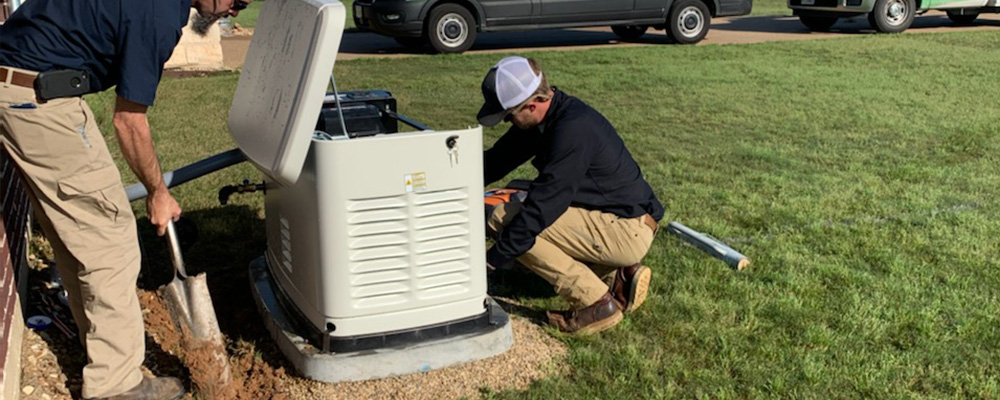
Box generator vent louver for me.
[346,189,472,309]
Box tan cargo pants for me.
[488,201,656,309]
[0,67,144,399]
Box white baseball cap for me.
[477,56,543,126]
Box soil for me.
[19,256,567,400]
[180,338,235,400]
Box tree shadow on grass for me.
[135,204,292,374]
[487,265,558,326]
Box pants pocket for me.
[57,166,123,229]
[595,213,653,267]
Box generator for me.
[226,0,511,382]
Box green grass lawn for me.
[232,0,356,29]
[87,31,1000,398]
[230,0,263,28]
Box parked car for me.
[353,0,754,53]
[790,0,1000,33]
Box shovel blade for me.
[161,272,224,339]
[160,272,233,396]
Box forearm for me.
[113,97,166,194]
[491,143,587,264]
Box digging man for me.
[479,56,664,335]
[0,0,247,398]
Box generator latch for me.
[446,135,459,167]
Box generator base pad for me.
[249,256,514,383]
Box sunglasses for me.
[503,101,531,122]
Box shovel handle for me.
[166,220,190,279]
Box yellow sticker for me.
[412,172,427,192]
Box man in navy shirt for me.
[480,56,664,335]
[0,0,246,398]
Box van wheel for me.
[612,25,649,40]
[799,15,839,31]
[667,0,711,44]
[867,0,914,33]
[946,11,978,25]
[427,4,477,54]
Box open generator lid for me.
[228,0,345,186]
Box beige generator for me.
[226,0,512,382]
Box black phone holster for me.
[34,69,91,102]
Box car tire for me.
[666,0,711,44]
[799,15,839,31]
[611,25,649,41]
[427,4,477,54]
[394,36,427,48]
[946,10,978,25]
[867,0,915,33]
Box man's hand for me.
[113,96,182,235]
[147,188,181,236]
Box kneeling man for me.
[479,56,664,335]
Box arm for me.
[487,127,592,268]
[483,128,534,185]
[113,96,181,236]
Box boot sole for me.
[574,310,624,335]
[625,265,651,313]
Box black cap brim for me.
[477,67,505,127]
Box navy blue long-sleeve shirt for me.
[484,89,664,267]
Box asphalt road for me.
[335,12,1000,59]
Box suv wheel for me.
[611,25,649,41]
[799,15,839,31]
[946,10,978,25]
[667,0,711,44]
[427,4,477,54]
[867,0,915,33]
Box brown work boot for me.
[612,264,652,313]
[94,376,185,400]
[546,292,623,335]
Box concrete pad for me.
[249,256,514,383]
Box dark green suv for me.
[353,0,753,53]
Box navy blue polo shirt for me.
[484,89,665,268]
[0,0,191,106]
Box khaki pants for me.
[0,67,144,399]
[488,201,655,309]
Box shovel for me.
[161,220,233,398]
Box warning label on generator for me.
[405,172,427,193]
